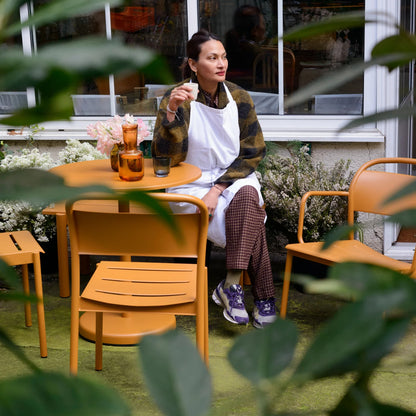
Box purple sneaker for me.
[212,280,249,325]
[253,298,277,329]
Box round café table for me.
[44,158,201,345]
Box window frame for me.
[0,0,395,144]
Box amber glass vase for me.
[118,124,144,181]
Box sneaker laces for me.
[256,299,275,315]
[228,285,245,308]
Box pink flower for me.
[87,114,150,156]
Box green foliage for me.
[283,10,416,132]
[259,143,354,251]
[137,12,416,416]
[2,4,416,416]
[139,264,416,416]
[228,319,297,386]
[0,0,178,414]
[0,372,130,416]
[139,331,212,416]
[0,0,173,126]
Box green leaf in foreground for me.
[372,32,416,71]
[293,290,412,382]
[228,318,297,385]
[283,11,370,42]
[321,224,359,250]
[1,0,123,39]
[0,328,40,373]
[0,168,112,205]
[340,106,416,132]
[0,36,173,125]
[0,258,20,292]
[139,330,211,416]
[388,209,416,229]
[0,372,130,416]
[382,177,416,205]
[331,376,416,416]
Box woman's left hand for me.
[202,187,222,221]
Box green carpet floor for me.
[2,252,416,415]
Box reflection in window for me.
[285,2,364,115]
[31,1,188,117]
[0,6,28,114]
[110,1,187,117]
[33,0,106,116]
[199,0,364,116]
[399,0,412,104]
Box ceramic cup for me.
[153,156,171,177]
[184,82,198,101]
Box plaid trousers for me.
[225,185,275,300]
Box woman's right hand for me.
[167,85,195,113]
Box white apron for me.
[168,83,264,247]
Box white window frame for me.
[0,0,395,146]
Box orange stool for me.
[0,231,47,357]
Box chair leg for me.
[56,214,70,298]
[95,312,103,371]
[203,269,209,366]
[33,254,47,358]
[280,252,293,319]
[21,264,32,327]
[205,240,212,267]
[70,311,80,375]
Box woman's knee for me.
[233,185,259,204]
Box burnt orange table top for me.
[49,158,201,191]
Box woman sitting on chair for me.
[151,29,276,328]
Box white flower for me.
[0,147,57,242]
[58,139,106,164]
[0,147,56,172]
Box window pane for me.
[200,1,280,115]
[33,0,107,116]
[399,0,412,104]
[0,7,28,114]
[199,0,364,116]
[110,1,187,117]
[285,1,364,115]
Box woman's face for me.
[189,39,228,86]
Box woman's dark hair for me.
[182,29,221,79]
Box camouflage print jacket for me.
[151,79,266,185]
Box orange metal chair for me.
[0,231,47,357]
[281,158,416,318]
[66,193,209,374]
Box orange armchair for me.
[281,158,416,318]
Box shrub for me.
[0,140,105,243]
[259,143,354,251]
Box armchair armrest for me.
[297,190,349,243]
